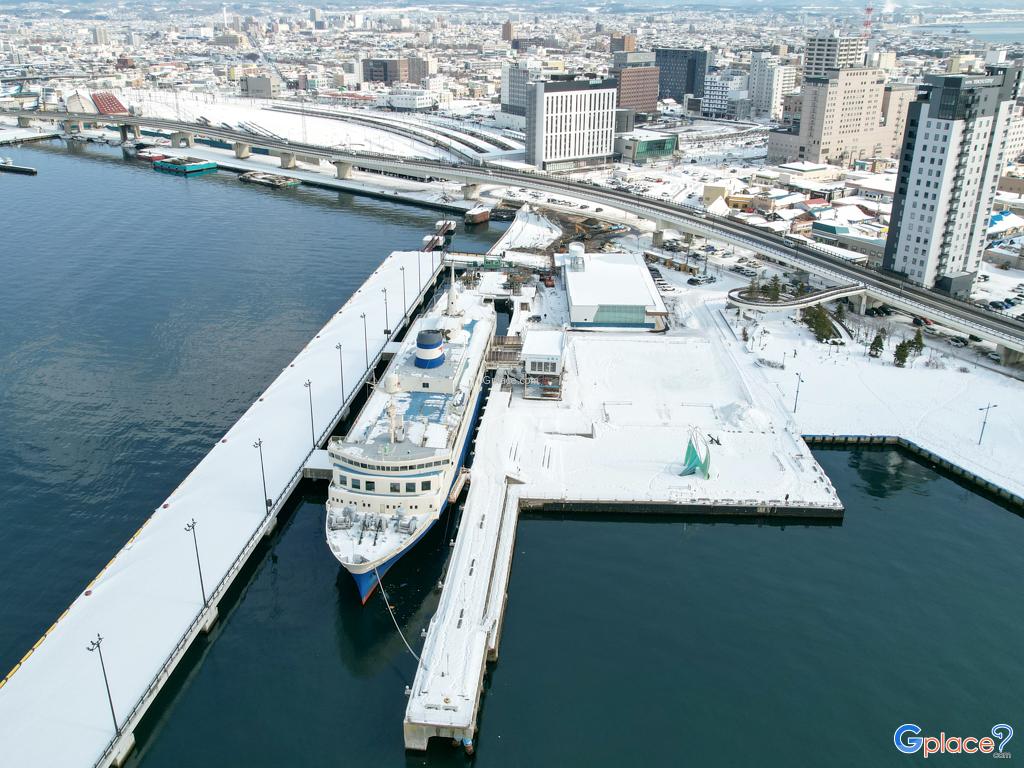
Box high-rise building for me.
[92,28,109,46]
[610,33,635,53]
[499,59,542,128]
[654,48,707,101]
[767,67,909,166]
[407,56,436,85]
[526,76,617,170]
[701,72,748,119]
[883,65,1023,296]
[803,31,865,78]
[611,51,659,115]
[749,52,797,120]
[501,20,516,42]
[362,58,410,84]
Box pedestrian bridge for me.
[727,283,866,313]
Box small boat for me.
[238,170,300,188]
[464,205,490,225]
[153,156,217,175]
[137,149,167,162]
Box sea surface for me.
[2,141,1022,767]
[908,21,1024,44]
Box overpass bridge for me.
[6,107,1024,359]
[727,284,866,313]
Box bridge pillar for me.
[855,293,868,316]
[461,183,481,201]
[170,131,194,148]
[17,116,32,128]
[333,160,353,179]
[279,151,297,169]
[65,120,84,134]
[233,142,251,159]
[997,345,1023,366]
[652,229,669,248]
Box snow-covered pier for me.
[404,272,845,752]
[0,249,449,768]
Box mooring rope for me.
[374,567,421,664]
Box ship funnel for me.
[415,329,445,369]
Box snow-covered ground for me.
[489,205,561,252]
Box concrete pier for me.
[0,249,450,768]
[233,141,251,159]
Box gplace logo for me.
[895,723,1013,759]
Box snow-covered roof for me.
[522,329,564,359]
[564,251,666,313]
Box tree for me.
[869,332,884,358]
[912,328,925,353]
[741,326,749,342]
[748,276,761,296]
[767,274,782,302]
[893,340,910,368]
[834,301,846,323]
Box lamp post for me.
[360,312,368,369]
[382,287,390,335]
[303,379,315,449]
[87,634,119,737]
[184,519,207,605]
[978,403,998,446]
[253,438,270,513]
[417,250,422,289]
[793,372,804,413]
[335,342,345,400]
[400,266,407,319]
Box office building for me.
[803,31,866,78]
[501,20,516,42]
[654,48,707,101]
[92,28,109,46]
[362,58,409,84]
[883,65,1023,296]
[767,67,910,166]
[611,51,659,115]
[240,74,281,99]
[610,33,636,53]
[701,72,748,118]
[750,52,797,120]
[526,76,617,171]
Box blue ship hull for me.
[350,380,487,604]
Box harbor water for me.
[2,141,1022,767]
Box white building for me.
[376,86,441,112]
[525,76,616,171]
[701,72,748,119]
[803,31,866,78]
[750,52,797,120]
[562,245,667,328]
[883,65,1023,296]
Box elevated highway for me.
[727,284,866,313]
[6,107,1024,358]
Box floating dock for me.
[153,156,218,175]
[0,248,451,768]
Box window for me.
[421,480,432,491]
[338,475,347,486]
[390,482,400,493]
[351,478,361,490]
[365,481,375,492]
[406,482,416,493]
[422,383,429,389]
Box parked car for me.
[987,351,1002,362]
[912,317,925,327]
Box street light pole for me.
[87,634,119,737]
[304,379,315,449]
[253,438,270,513]
[793,373,804,413]
[400,266,407,319]
[417,250,422,289]
[978,403,998,446]
[382,287,390,335]
[184,519,207,604]
[360,312,368,369]
[335,342,345,400]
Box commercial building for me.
[750,52,797,120]
[562,245,667,328]
[883,65,1023,296]
[654,48,707,101]
[610,33,635,53]
[526,76,617,171]
[498,58,541,129]
[501,20,516,42]
[767,68,909,167]
[615,129,676,164]
[240,74,280,99]
[361,58,408,85]
[376,86,439,112]
[803,31,865,78]
[610,51,659,116]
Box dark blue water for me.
[3,142,1022,767]
[0,140,505,673]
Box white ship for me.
[325,276,494,602]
